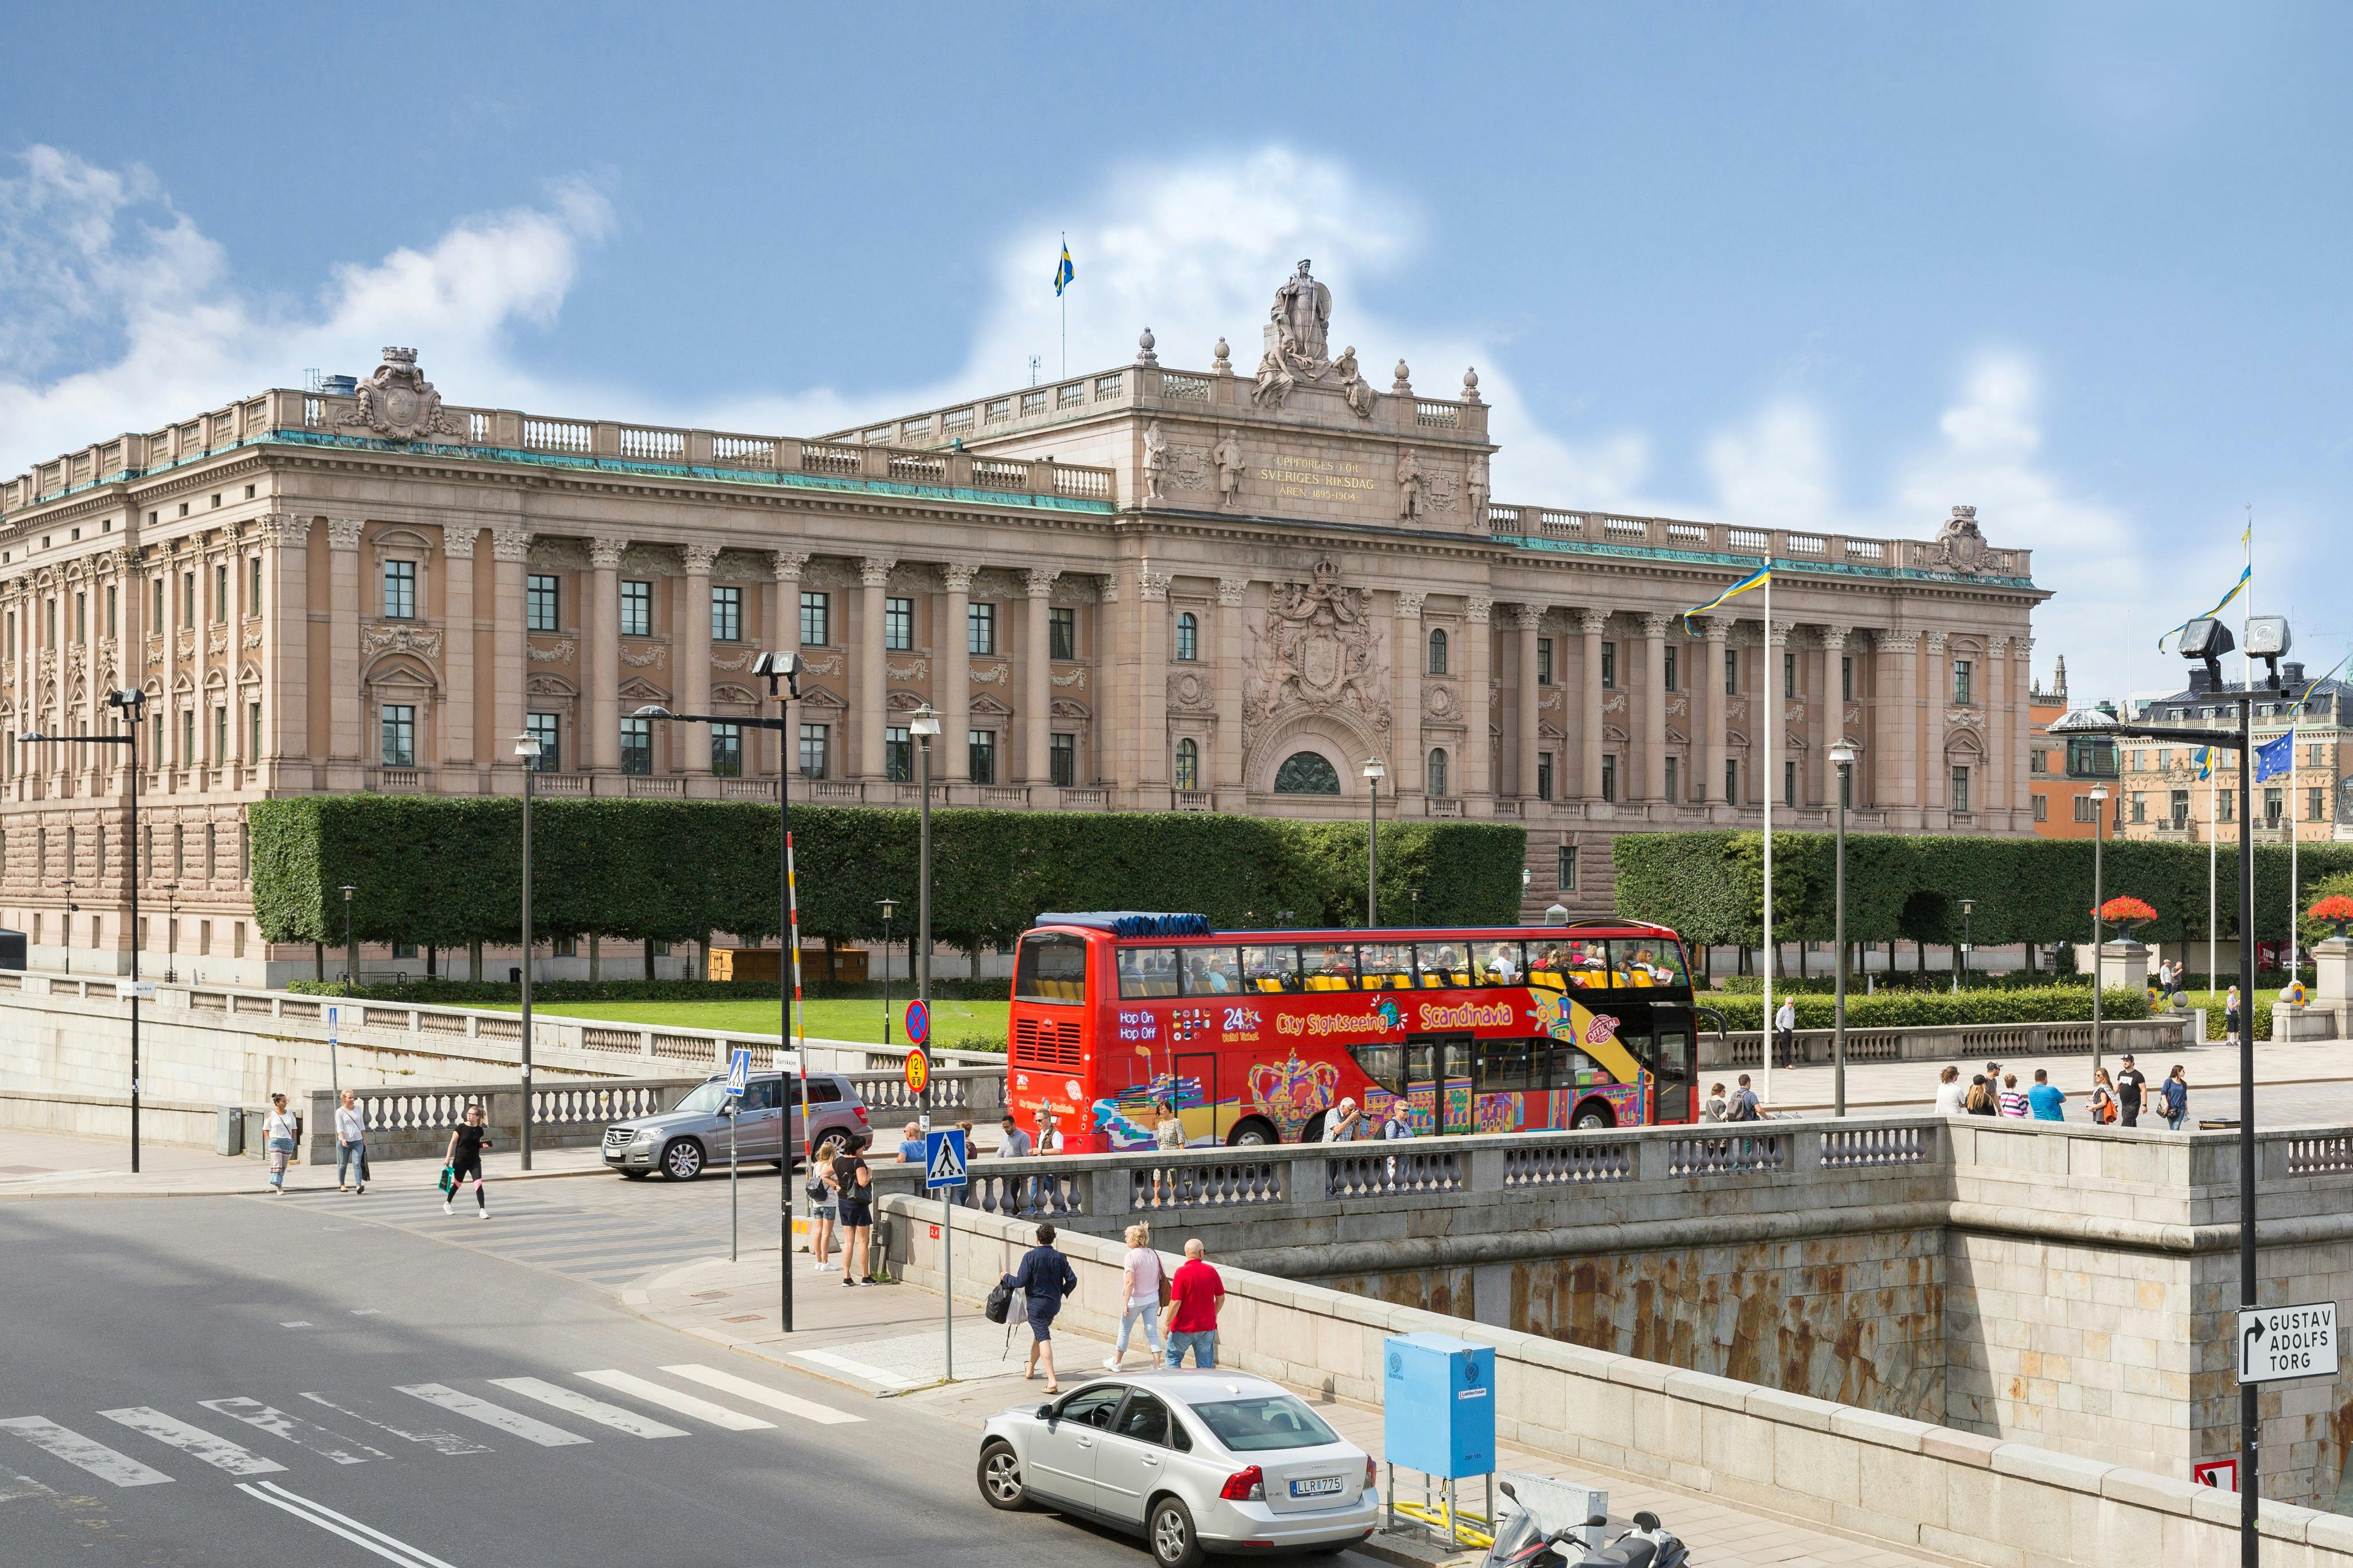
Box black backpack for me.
[985,1277,1015,1324]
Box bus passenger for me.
[1486,944,1519,983]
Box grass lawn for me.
[480,995,1008,1049]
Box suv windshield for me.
[1190,1396,1340,1452]
[673,1082,732,1115]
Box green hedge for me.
[1614,831,2353,949]
[282,977,1013,1004]
[251,798,1526,952]
[1701,986,2152,1032]
[1715,971,2092,994]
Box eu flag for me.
[2255,731,2294,783]
[1054,241,1075,297]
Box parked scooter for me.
[1484,1481,1692,1568]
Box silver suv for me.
[603,1071,873,1182]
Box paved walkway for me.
[0,1125,610,1198]
[622,1248,1965,1568]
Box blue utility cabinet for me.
[1383,1332,1495,1478]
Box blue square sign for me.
[924,1128,968,1190]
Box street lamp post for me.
[1828,739,1856,1118]
[1957,898,1976,993]
[515,732,541,1171]
[2089,785,2109,1077]
[1361,757,1386,926]
[340,885,357,993]
[877,898,899,1045]
[21,688,148,1171]
[165,884,179,984]
[62,876,76,976]
[909,705,940,1012]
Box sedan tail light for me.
[852,1105,870,1125]
[1219,1465,1265,1502]
[1365,1455,1379,1492]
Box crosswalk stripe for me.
[659,1364,862,1426]
[298,1393,490,1457]
[487,1378,689,1439]
[394,1384,589,1447]
[100,1408,285,1475]
[574,1370,775,1431]
[0,1416,174,1487]
[787,1347,920,1391]
[1,1472,56,1502]
[199,1399,386,1465]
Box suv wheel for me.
[977,1440,1028,1509]
[1148,1496,1205,1568]
[812,1132,848,1166]
[662,1139,706,1181]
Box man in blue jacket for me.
[1006,1222,1080,1393]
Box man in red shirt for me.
[1165,1238,1224,1369]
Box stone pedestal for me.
[2314,936,2353,1038]
[2097,936,2149,996]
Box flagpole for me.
[2208,755,2218,997]
[1761,565,1775,1110]
[1059,231,1067,380]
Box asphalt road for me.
[0,1195,1242,1568]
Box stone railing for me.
[1704,1014,2194,1073]
[302,1076,701,1165]
[1486,504,2034,582]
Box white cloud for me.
[1703,401,1841,533]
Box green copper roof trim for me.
[1491,531,2038,590]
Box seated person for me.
[1486,944,1520,983]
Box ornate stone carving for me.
[619,644,665,668]
[1167,443,1210,491]
[1881,629,1920,654]
[206,628,227,657]
[772,550,810,582]
[1395,590,1426,619]
[1143,422,1168,501]
[887,659,929,681]
[939,562,978,593]
[1394,449,1429,521]
[1987,634,2010,657]
[709,652,751,671]
[362,624,442,661]
[1426,470,1461,513]
[1945,708,1981,729]
[176,631,195,660]
[1243,558,1390,748]
[1465,596,1493,624]
[525,638,576,664]
[1926,505,1993,575]
[1138,570,1174,603]
[1270,259,1333,366]
[1845,703,1865,729]
[859,555,896,588]
[529,538,590,573]
[1512,604,1542,631]
[1424,683,1457,720]
[1168,670,1214,710]
[1819,624,1850,652]
[1050,698,1090,721]
[1251,344,1296,411]
[491,526,534,564]
[1465,454,1489,528]
[1219,576,1251,609]
[1641,612,1672,638]
[1051,669,1087,689]
[338,348,460,442]
[970,663,1008,685]
[682,543,722,576]
[1333,347,1375,419]
[1603,693,1628,715]
[254,512,306,545]
[588,536,627,570]
[799,654,843,678]
[241,628,263,650]
[1025,568,1060,598]
[1766,624,1792,647]
[1924,631,1949,655]
[1097,571,1118,606]
[325,517,368,553]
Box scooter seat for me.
[1578,1543,1657,1568]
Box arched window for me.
[1427,747,1450,798]
[1174,738,1200,791]
[1427,628,1449,675]
[1274,751,1341,794]
[1175,612,1198,662]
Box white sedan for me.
[978,1370,1380,1567]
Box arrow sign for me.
[924,1128,967,1191]
[725,1046,752,1097]
[905,998,930,1049]
[2238,1301,2338,1384]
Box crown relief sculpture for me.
[340,347,461,443]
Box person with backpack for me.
[1003,1222,1079,1393]
[1963,1075,1997,1116]
[2089,1067,2117,1125]
[1725,1075,1761,1122]
[2159,1065,2190,1131]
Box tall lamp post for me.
[1361,757,1386,926]
[62,876,77,976]
[877,898,899,1045]
[1828,739,1856,1118]
[164,883,179,983]
[909,705,940,1010]
[515,731,541,1170]
[21,688,148,1170]
[340,885,357,992]
[1957,898,1976,992]
[2088,785,2109,1077]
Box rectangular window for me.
[884,596,914,652]
[2032,791,2049,822]
[2168,789,2188,825]
[74,592,86,643]
[1050,731,1076,787]
[1049,605,1075,661]
[181,573,195,624]
[1950,766,1970,813]
[1536,752,1553,802]
[968,602,997,656]
[152,577,164,630]
[525,711,559,772]
[1600,754,1617,803]
[1600,642,1617,689]
[2265,786,2283,825]
[1725,647,1738,695]
[1662,644,1677,693]
[799,590,830,646]
[381,704,416,767]
[620,579,651,637]
[885,725,912,783]
[2029,748,2049,777]
[180,708,194,764]
[1953,658,1973,705]
[711,722,743,777]
[798,723,829,778]
[1784,758,1797,806]
[2219,790,2234,823]
[525,573,558,632]
[206,825,217,879]
[1783,650,1796,699]
[1536,638,1553,686]
[1725,758,1738,804]
[968,728,997,785]
[105,585,116,638]
[711,585,742,643]
[2313,787,2329,821]
[383,560,417,620]
[1663,756,1679,804]
[1841,655,1853,702]
[249,556,263,616]
[248,702,263,759]
[1557,844,1576,890]
[620,717,653,775]
[212,706,226,762]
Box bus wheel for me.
[1571,1103,1615,1131]
[1300,1111,1328,1144]
[1227,1118,1277,1148]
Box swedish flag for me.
[1054,240,1075,298]
[1680,565,1770,635]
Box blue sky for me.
[2,2,2346,704]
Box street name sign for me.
[925,1128,967,1190]
[2238,1302,2338,1384]
[725,1046,753,1098]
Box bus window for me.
[1241,945,1299,993]
[1478,941,1526,985]
[1181,947,1241,996]
[1545,1042,1615,1090]
[1612,940,1685,989]
[1301,944,1357,991]
[1561,939,1613,988]
[1015,932,1089,1005]
[1478,1036,1540,1091]
[1413,943,1468,987]
[1349,1041,1402,1093]
[1357,943,1411,991]
[1118,947,1182,998]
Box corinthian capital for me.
[1139,569,1174,603]
[1577,608,1608,636]
[1025,567,1061,598]
[587,536,628,570]
[1218,576,1251,608]
[772,550,810,583]
[1394,590,1426,619]
[254,512,306,546]
[491,526,534,563]
[860,555,898,589]
[325,517,368,553]
[1465,596,1493,624]
[443,525,484,560]
[682,543,722,576]
[1923,630,1949,654]
[1512,603,1544,631]
[1818,623,1851,652]
[939,562,978,594]
[1640,611,1672,638]
[1702,614,1731,644]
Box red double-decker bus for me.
[1004,912,1705,1153]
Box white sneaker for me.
[477,1209,489,1221]
[1103,1355,1121,1371]
[443,1200,453,1215]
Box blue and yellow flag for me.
[1680,565,1769,635]
[2155,564,2250,652]
[2194,746,2213,782]
[1053,239,1075,298]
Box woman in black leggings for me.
[443,1104,492,1218]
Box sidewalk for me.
[0,1125,609,1199]
[1761,1032,2353,1115]
[623,1248,1964,1568]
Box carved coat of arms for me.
[340,347,460,443]
[1243,559,1390,746]
[1167,445,1211,491]
[1927,505,1992,575]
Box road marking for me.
[236,1479,459,1568]
[99,1408,284,1475]
[659,1364,862,1426]
[298,1393,489,1457]
[786,1347,920,1391]
[199,1399,386,1465]
[1,1473,56,1502]
[487,1377,689,1438]
[280,1322,314,1328]
[0,1416,173,1488]
[574,1369,777,1431]
[351,1308,384,1316]
[394,1384,589,1447]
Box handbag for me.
[438,1164,456,1196]
[985,1278,1015,1324]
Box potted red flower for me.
[2310,894,2353,941]
[2097,895,2158,939]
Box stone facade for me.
[2115,665,2353,849]
[0,267,2043,983]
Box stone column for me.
[1464,596,1494,800]
[1139,567,1173,787]
[1217,577,1251,795]
[939,563,973,782]
[1766,623,1793,809]
[1985,634,2010,816]
[1923,631,1949,811]
[489,526,531,787]
[1878,629,1919,811]
[1579,609,1607,800]
[1025,568,1059,783]
[587,537,624,772]
[254,517,305,773]
[1641,612,1669,801]
[1802,630,1829,806]
[769,552,806,777]
[858,555,894,779]
[2011,635,2034,828]
[1819,625,1850,805]
[442,526,479,770]
[1391,591,1423,805]
[1513,604,1542,800]
[1703,616,1730,805]
[326,519,365,761]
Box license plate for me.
[1290,1477,1344,1498]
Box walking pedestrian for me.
[1004,1221,1078,1392]
[2115,1054,2148,1129]
[2160,1065,2190,1131]
[334,1090,368,1195]
[1725,1074,1761,1122]
[263,1092,300,1194]
[1106,1223,1165,1371]
[997,1114,1033,1160]
[1702,1082,1730,1122]
[1154,1103,1186,1152]
[1322,1098,1363,1142]
[2089,1067,2118,1125]
[1774,996,1797,1069]
[442,1102,491,1218]
[1034,1109,1066,1154]
[1998,1073,2028,1118]
[833,1143,874,1285]
[2224,986,2243,1046]
[2027,1069,2066,1121]
[1933,1065,1966,1117]
[896,1121,924,1163]
[1165,1238,1225,1369]
[1380,1100,1415,1138]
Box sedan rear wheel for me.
[662,1139,706,1181]
[977,1440,1028,1510]
[1149,1495,1205,1568]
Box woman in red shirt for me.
[1164,1238,1224,1369]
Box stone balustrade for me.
[1484,504,2034,583]
[1706,1014,2194,1072]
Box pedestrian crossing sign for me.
[725,1047,752,1098]
[924,1129,967,1190]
